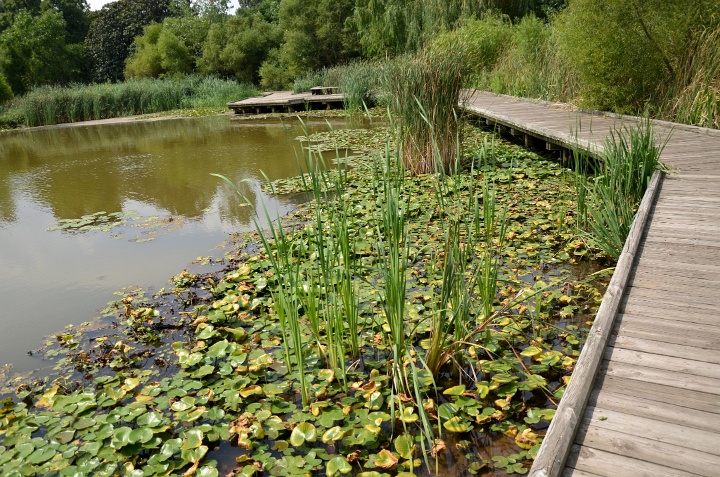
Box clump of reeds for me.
[584,120,664,258]
[7,76,257,127]
[292,70,328,94]
[660,23,720,128]
[384,45,466,174]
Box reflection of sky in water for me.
[0,115,368,374]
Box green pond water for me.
[0,114,363,376]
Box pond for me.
[0,114,366,377]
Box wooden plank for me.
[603,346,720,380]
[628,284,720,310]
[609,334,720,365]
[565,444,695,477]
[623,285,720,308]
[527,171,664,477]
[588,387,720,433]
[582,406,720,456]
[562,469,602,477]
[575,423,720,476]
[600,360,720,396]
[598,375,720,414]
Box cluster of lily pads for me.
[47,211,184,243]
[1,122,611,477]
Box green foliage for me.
[582,121,664,259]
[84,0,173,82]
[659,21,720,128]
[8,76,256,126]
[0,71,13,103]
[353,0,486,56]
[385,46,466,174]
[199,11,282,84]
[554,0,720,113]
[0,9,83,95]
[267,0,360,82]
[42,0,90,44]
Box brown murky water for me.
[0,114,364,374]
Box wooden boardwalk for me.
[462,91,720,477]
[227,90,345,115]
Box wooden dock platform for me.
[461,91,720,477]
[227,90,345,115]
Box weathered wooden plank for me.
[617,300,719,325]
[616,321,720,348]
[634,256,720,274]
[575,423,720,476]
[562,469,603,477]
[600,360,720,396]
[623,285,720,307]
[527,171,663,477]
[603,346,720,380]
[582,406,720,456]
[565,445,696,477]
[588,387,720,433]
[609,334,720,364]
[599,375,720,414]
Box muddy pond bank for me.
[0,119,612,477]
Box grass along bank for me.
[1,120,631,476]
[0,76,257,128]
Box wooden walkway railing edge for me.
[528,170,664,477]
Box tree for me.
[0,9,82,94]
[353,0,486,57]
[199,11,282,83]
[125,15,212,79]
[554,0,720,113]
[84,0,172,82]
[272,0,360,79]
[42,0,90,44]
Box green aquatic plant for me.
[585,120,664,258]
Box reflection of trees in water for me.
[0,116,341,224]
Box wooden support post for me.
[485,118,493,126]
[546,141,562,151]
[524,134,533,148]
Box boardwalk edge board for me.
[526,170,664,477]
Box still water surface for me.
[0,114,359,375]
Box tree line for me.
[2,0,719,128]
[0,0,561,100]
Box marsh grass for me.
[385,47,466,174]
[660,24,720,128]
[8,76,257,127]
[584,120,664,258]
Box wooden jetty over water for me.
[462,91,720,477]
[227,88,345,115]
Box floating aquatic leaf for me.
[289,422,317,446]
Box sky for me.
[87,0,240,11]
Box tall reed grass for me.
[583,120,664,258]
[385,47,466,174]
[660,23,720,128]
[6,76,257,127]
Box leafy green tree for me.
[84,0,172,82]
[199,11,282,83]
[555,0,720,113]
[0,0,42,31]
[353,0,486,57]
[125,14,212,78]
[0,9,82,94]
[270,0,360,80]
[42,0,90,44]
